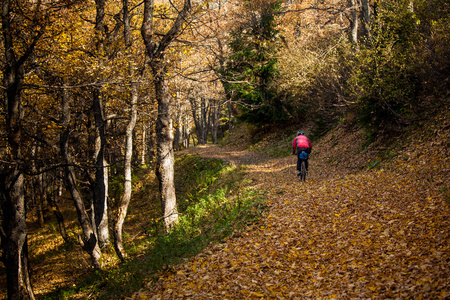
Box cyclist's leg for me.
[297,148,308,172]
[305,159,309,172]
[301,160,307,181]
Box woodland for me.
[0,0,449,299]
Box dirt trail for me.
[131,144,449,299]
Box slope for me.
[130,112,449,299]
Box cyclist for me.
[292,130,312,176]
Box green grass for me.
[42,154,266,299]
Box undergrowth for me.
[43,154,266,299]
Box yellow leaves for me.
[129,134,449,300]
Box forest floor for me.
[1,112,449,299]
[130,114,450,299]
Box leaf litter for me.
[131,118,449,299]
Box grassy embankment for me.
[0,151,266,299]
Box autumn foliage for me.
[1,0,449,298]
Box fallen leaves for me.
[130,118,449,299]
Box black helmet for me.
[297,130,305,136]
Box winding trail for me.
[131,143,449,299]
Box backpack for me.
[296,135,310,148]
[299,151,308,160]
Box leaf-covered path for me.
[131,138,449,299]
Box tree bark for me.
[31,144,45,228]
[349,0,360,45]
[1,1,37,298]
[49,193,69,243]
[141,124,147,165]
[190,97,201,144]
[92,0,110,248]
[216,37,235,133]
[92,89,110,247]
[60,86,101,269]
[183,113,191,149]
[36,172,45,228]
[141,0,191,231]
[123,0,131,47]
[360,0,371,39]
[173,93,184,151]
[0,172,34,300]
[190,97,210,145]
[50,173,69,243]
[114,82,138,260]
[154,70,178,230]
[211,99,219,143]
[201,98,211,144]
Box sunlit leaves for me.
[130,119,449,298]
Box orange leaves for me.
[131,132,449,299]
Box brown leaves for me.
[130,122,449,299]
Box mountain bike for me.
[298,159,307,182]
[297,151,308,182]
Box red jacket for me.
[292,135,312,154]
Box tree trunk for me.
[183,116,190,149]
[173,93,183,151]
[360,0,371,39]
[92,0,110,248]
[50,195,69,243]
[141,124,147,165]
[31,144,45,228]
[1,1,35,296]
[1,76,35,300]
[141,0,191,231]
[60,86,101,269]
[190,97,202,144]
[50,175,69,243]
[92,89,110,248]
[211,99,219,143]
[349,0,359,45]
[201,98,210,144]
[61,159,102,269]
[191,98,199,143]
[190,97,210,145]
[123,0,131,47]
[217,39,234,133]
[37,172,45,227]
[1,172,35,300]
[153,71,178,230]
[114,82,138,260]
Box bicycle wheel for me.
[300,160,307,182]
